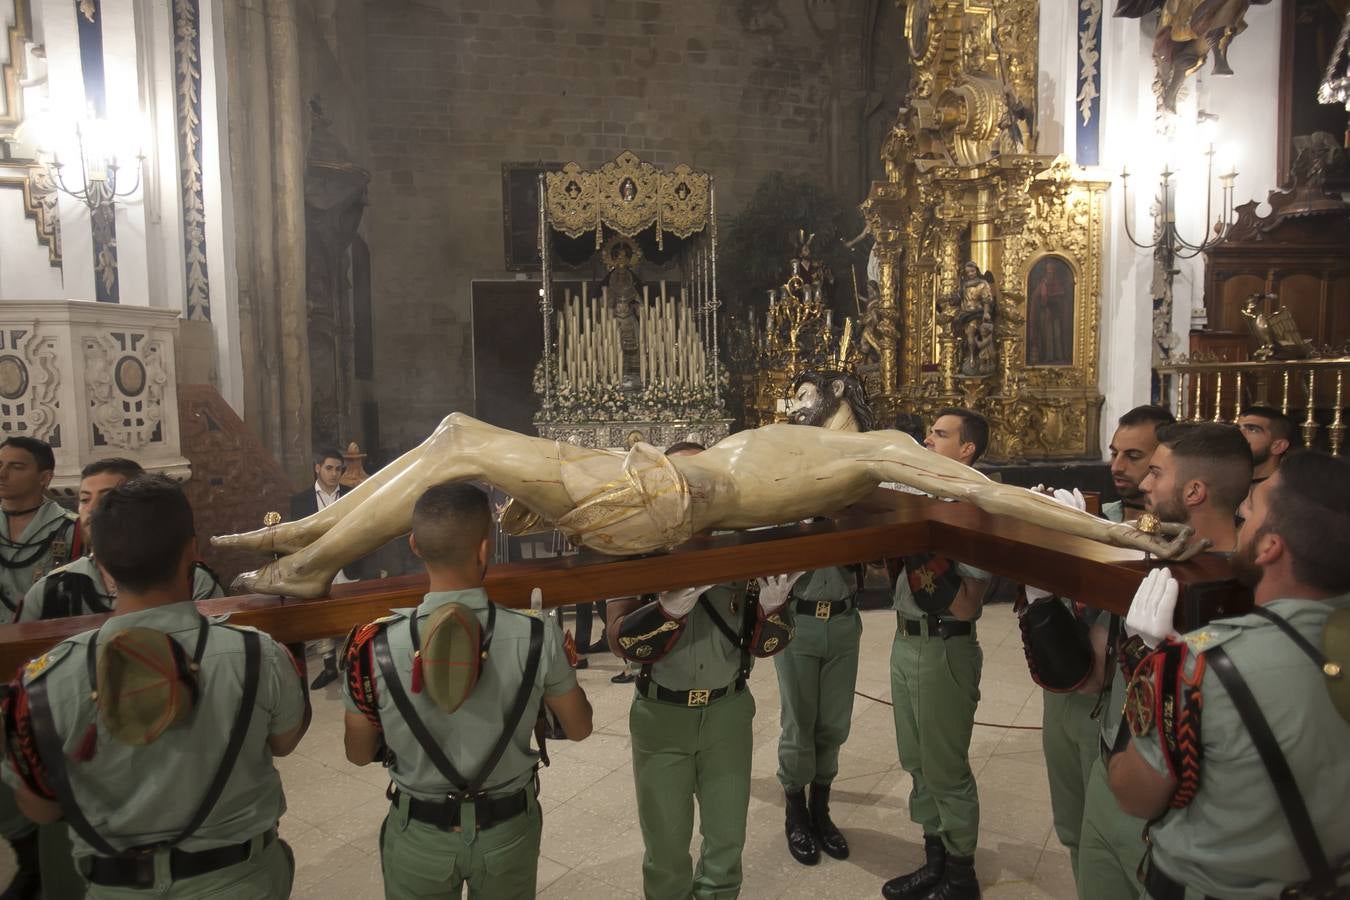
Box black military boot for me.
[808,783,849,860]
[784,789,820,865]
[309,654,338,690]
[881,834,945,900]
[919,853,980,900]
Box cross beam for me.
[0,491,1247,672]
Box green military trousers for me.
[41,819,86,899]
[1041,689,1100,873]
[379,790,542,900]
[82,833,294,899]
[890,619,982,856]
[630,686,755,900]
[1077,756,1147,900]
[774,608,862,792]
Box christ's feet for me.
[231,554,336,599]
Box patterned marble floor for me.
[282,604,1075,899]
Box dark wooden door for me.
[471,281,545,436]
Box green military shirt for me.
[792,566,856,609]
[1,601,306,857]
[892,560,991,620]
[0,500,78,623]
[1133,595,1350,898]
[18,556,224,622]
[344,588,575,800]
[646,582,750,692]
[1100,500,1125,524]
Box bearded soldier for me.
[1110,450,1350,899]
[1016,405,1173,881]
[1079,422,1251,900]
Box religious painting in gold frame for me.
[1025,254,1076,367]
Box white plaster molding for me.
[0,300,191,493]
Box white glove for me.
[658,584,714,619]
[757,572,806,612]
[1124,568,1180,648]
[1052,487,1087,512]
[1023,488,1086,603]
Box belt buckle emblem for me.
[687,689,710,707]
[815,601,832,620]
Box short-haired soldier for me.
[20,459,224,622]
[0,476,309,897]
[343,482,593,900]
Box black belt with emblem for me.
[900,614,974,639]
[637,673,746,707]
[391,785,530,832]
[794,597,853,620]
[84,829,277,888]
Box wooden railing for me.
[0,491,1247,673]
[1156,356,1350,454]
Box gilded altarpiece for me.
[862,0,1106,461]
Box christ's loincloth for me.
[524,441,694,555]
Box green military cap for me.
[1324,608,1349,724]
[416,603,486,714]
[96,627,198,745]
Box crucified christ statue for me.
[214,413,1199,598]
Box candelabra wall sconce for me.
[1120,111,1240,406]
[30,112,145,301]
[45,116,144,211]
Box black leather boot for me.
[808,783,849,860]
[784,789,820,865]
[881,834,945,900]
[919,853,980,900]
[309,654,338,690]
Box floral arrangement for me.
[533,361,728,424]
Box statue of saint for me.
[603,239,644,386]
[217,413,1201,598]
[952,262,998,378]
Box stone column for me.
[221,0,311,483]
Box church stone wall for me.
[363,0,871,453]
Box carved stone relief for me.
[0,325,60,445]
[82,331,170,451]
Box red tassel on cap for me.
[74,723,97,762]
[410,652,424,694]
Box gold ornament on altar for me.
[545,151,711,250]
[731,237,862,427]
[860,0,1106,461]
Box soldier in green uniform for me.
[1018,405,1174,878]
[1078,421,1251,900]
[0,437,80,623]
[775,564,860,866]
[605,437,799,900]
[1109,450,1350,899]
[773,369,875,867]
[20,459,224,622]
[883,408,992,900]
[0,436,82,898]
[0,475,310,898]
[342,482,593,900]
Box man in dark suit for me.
[291,448,351,689]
